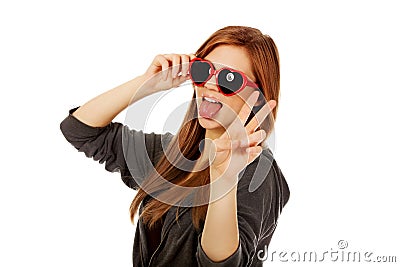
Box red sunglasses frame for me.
[189,57,260,96]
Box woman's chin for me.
[198,116,223,129]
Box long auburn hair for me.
[129,26,281,231]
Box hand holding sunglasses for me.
[189,57,260,96]
[141,53,195,93]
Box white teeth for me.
[203,96,220,103]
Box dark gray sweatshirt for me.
[60,106,290,267]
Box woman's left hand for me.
[208,91,276,183]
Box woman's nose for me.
[204,74,219,92]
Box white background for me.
[1,0,399,266]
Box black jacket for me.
[60,106,290,267]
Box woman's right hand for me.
[141,53,196,93]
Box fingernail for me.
[253,91,260,99]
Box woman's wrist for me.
[209,167,239,201]
[125,74,157,105]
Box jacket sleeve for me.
[195,150,290,266]
[59,106,174,191]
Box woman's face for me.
[194,45,259,136]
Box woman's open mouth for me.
[199,96,223,119]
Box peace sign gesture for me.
[207,91,276,182]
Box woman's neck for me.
[205,128,225,141]
[194,128,225,171]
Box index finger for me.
[237,91,260,126]
[219,91,259,140]
[245,100,276,133]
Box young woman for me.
[60,26,290,267]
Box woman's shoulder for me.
[239,147,290,206]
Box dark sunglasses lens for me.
[217,69,243,95]
[190,61,211,84]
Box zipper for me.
[147,206,189,267]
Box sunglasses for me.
[189,57,260,96]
